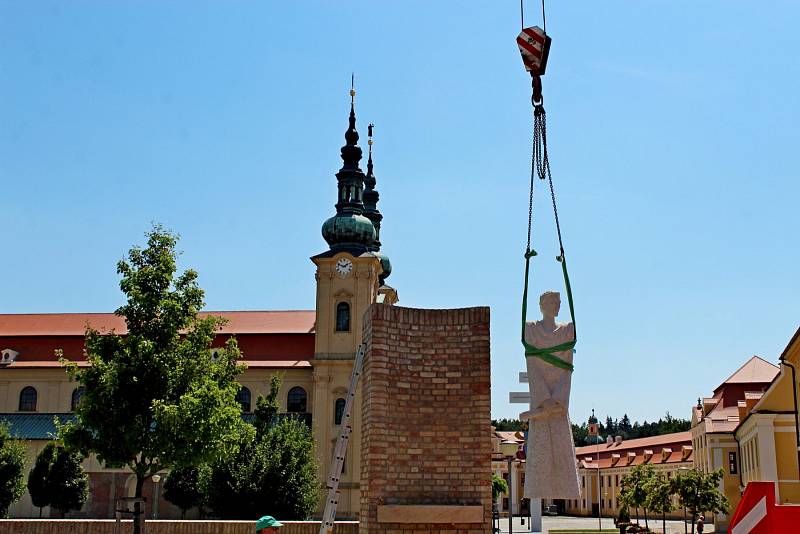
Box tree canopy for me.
[59,226,247,533]
[27,442,88,517]
[204,375,319,519]
[0,422,26,518]
[163,465,208,519]
[674,468,729,534]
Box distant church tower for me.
[310,87,396,517]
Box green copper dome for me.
[322,214,376,249]
[372,250,392,284]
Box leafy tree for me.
[0,423,26,518]
[163,465,208,519]
[206,376,319,519]
[48,445,89,517]
[620,464,655,529]
[59,226,246,534]
[28,443,57,517]
[492,418,525,431]
[674,468,729,534]
[491,473,509,504]
[27,442,88,517]
[253,374,282,436]
[644,471,674,534]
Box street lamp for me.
[500,440,519,534]
[678,467,689,534]
[151,474,162,519]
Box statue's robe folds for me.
[523,320,580,499]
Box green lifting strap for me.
[521,248,576,372]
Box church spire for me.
[360,124,392,284]
[321,83,376,253]
[362,123,383,248]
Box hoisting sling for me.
[518,27,577,372]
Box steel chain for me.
[529,97,565,258]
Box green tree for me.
[620,464,655,529]
[163,465,208,519]
[206,376,319,519]
[253,374,282,436]
[59,226,246,534]
[674,468,729,534]
[492,419,524,431]
[28,443,56,517]
[0,422,26,518]
[644,471,674,534]
[491,473,509,504]
[48,445,89,517]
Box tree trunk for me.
[691,512,696,534]
[662,512,666,534]
[644,508,648,529]
[133,474,145,534]
[38,507,42,519]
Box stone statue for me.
[521,290,580,499]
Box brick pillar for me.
[360,305,492,534]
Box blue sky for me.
[1,2,798,425]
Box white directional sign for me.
[509,392,530,404]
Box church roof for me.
[0,310,316,336]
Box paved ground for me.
[496,515,717,534]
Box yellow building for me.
[491,429,527,517]
[0,94,396,519]
[568,432,693,520]
[690,355,780,529]
[492,428,694,521]
[734,327,800,505]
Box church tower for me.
[310,86,396,517]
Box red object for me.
[517,26,551,75]
[728,481,800,533]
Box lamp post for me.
[151,474,161,520]
[500,440,519,534]
[678,467,689,534]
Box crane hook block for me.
[517,26,551,75]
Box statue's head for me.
[539,291,561,319]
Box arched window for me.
[287,386,307,413]
[334,398,346,425]
[19,386,37,412]
[71,387,85,411]
[236,387,251,413]
[335,302,350,332]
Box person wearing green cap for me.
[256,515,283,533]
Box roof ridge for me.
[718,355,779,387]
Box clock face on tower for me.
[335,258,353,277]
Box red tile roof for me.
[0,311,316,336]
[575,431,692,456]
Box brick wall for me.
[360,305,492,534]
[0,520,359,534]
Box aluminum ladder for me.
[318,343,366,534]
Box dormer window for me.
[1,349,19,365]
[335,302,351,332]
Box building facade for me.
[690,355,780,529]
[0,92,394,519]
[491,428,693,521]
[733,328,800,506]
